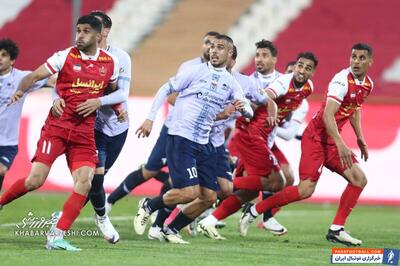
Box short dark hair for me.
[232,45,238,60]
[297,52,318,68]
[0,38,19,60]
[76,15,102,33]
[215,34,234,46]
[286,61,296,68]
[351,43,372,56]
[90,10,112,28]
[255,39,277,57]
[204,31,219,37]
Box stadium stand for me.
[131,0,254,95]
[238,0,400,100]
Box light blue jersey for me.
[209,71,268,147]
[95,45,131,136]
[0,68,47,145]
[249,70,281,90]
[147,62,251,144]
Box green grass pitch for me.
[0,192,398,266]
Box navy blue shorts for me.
[0,145,18,169]
[145,124,168,171]
[166,135,217,191]
[95,129,128,172]
[215,145,233,181]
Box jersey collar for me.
[79,48,100,60]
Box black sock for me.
[262,191,273,222]
[154,170,169,183]
[0,175,4,191]
[152,206,175,228]
[107,168,146,204]
[159,181,172,195]
[167,212,194,234]
[89,174,106,216]
[146,196,169,213]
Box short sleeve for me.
[327,73,348,104]
[266,76,289,98]
[45,48,71,74]
[109,55,120,83]
[168,64,198,92]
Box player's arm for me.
[231,80,253,119]
[215,103,237,121]
[323,99,353,169]
[277,100,308,140]
[10,65,51,104]
[265,90,279,127]
[349,108,368,161]
[167,92,179,106]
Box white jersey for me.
[0,68,47,146]
[249,70,281,91]
[147,62,248,144]
[95,45,131,136]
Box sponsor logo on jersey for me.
[99,66,107,76]
[73,64,81,72]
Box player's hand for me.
[9,90,24,105]
[51,98,65,117]
[136,119,153,138]
[265,116,279,128]
[232,99,245,111]
[357,138,368,161]
[76,98,101,117]
[337,142,354,170]
[117,109,128,123]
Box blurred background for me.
[1,0,399,205]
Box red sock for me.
[332,184,363,226]
[255,186,300,214]
[212,195,242,220]
[56,192,87,231]
[0,179,29,206]
[271,207,281,216]
[233,175,263,191]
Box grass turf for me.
[0,192,399,266]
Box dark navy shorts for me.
[95,129,128,172]
[145,124,169,171]
[0,145,18,169]
[215,145,233,181]
[166,134,217,191]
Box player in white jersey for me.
[133,35,253,244]
[51,11,131,244]
[106,32,220,212]
[0,39,49,191]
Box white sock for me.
[201,215,218,226]
[48,227,64,241]
[330,224,344,231]
[250,205,259,217]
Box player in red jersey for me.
[198,52,317,239]
[240,43,373,247]
[0,15,119,251]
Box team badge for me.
[73,64,81,72]
[99,66,107,76]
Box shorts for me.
[166,134,217,191]
[215,145,233,181]
[271,143,289,165]
[234,128,280,177]
[32,124,98,171]
[145,124,168,171]
[299,133,358,182]
[95,129,128,172]
[0,145,18,168]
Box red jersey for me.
[247,73,313,139]
[305,68,373,144]
[44,47,119,132]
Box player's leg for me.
[133,135,200,235]
[325,150,365,246]
[0,145,18,191]
[107,125,169,205]
[239,134,323,235]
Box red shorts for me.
[234,128,280,177]
[271,143,289,165]
[299,133,358,182]
[32,124,98,171]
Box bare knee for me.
[297,180,316,199]
[180,187,199,203]
[25,172,47,190]
[351,173,367,188]
[142,167,159,180]
[199,191,217,206]
[345,165,368,188]
[261,172,285,192]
